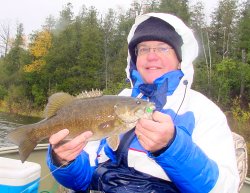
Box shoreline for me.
[0,105,43,118]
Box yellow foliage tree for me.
[23,30,52,72]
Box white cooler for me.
[0,157,41,193]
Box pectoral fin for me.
[106,134,120,151]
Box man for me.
[47,13,240,192]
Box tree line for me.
[0,0,249,118]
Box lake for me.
[0,112,42,147]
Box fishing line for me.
[20,150,72,193]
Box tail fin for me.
[7,125,37,163]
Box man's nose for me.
[147,48,159,59]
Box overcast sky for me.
[0,0,218,36]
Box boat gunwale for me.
[1,144,250,186]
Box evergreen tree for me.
[209,0,239,60]
[101,9,118,90]
[190,1,213,97]
[158,0,190,23]
[236,0,250,104]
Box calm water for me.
[0,112,42,147]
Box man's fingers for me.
[57,142,86,162]
[81,131,93,139]
[152,111,171,123]
[64,131,93,150]
[49,130,93,165]
[49,129,69,145]
[74,131,93,144]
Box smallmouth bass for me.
[7,91,155,163]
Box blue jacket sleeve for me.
[47,146,95,191]
[154,126,219,193]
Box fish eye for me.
[136,100,141,105]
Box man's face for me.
[136,41,180,84]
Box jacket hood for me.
[126,13,199,88]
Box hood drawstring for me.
[173,80,188,121]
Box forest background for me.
[0,0,249,176]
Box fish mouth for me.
[147,102,156,112]
[115,102,156,123]
[133,102,155,120]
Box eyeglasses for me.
[135,46,173,56]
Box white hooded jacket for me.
[121,13,240,193]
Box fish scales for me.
[7,93,155,163]
[28,96,127,140]
[40,96,125,139]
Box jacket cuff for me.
[151,126,176,157]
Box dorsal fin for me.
[44,92,75,118]
[76,89,103,99]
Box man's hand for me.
[135,111,175,153]
[49,129,93,165]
